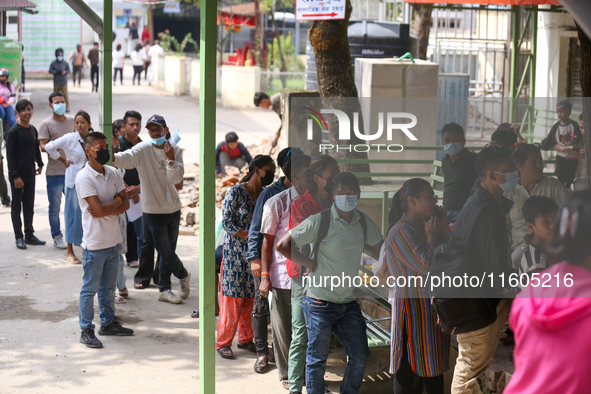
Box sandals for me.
[237,341,256,353]
[281,379,289,391]
[217,346,234,359]
[134,283,146,290]
[114,295,126,304]
[66,256,82,264]
[119,288,129,298]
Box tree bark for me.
[309,0,370,178]
[254,0,262,67]
[270,4,286,72]
[412,4,433,60]
[577,25,591,189]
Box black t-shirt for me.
[119,135,141,186]
[442,149,478,212]
[5,123,43,180]
[130,26,139,39]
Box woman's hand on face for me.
[425,216,439,242]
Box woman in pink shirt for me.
[0,68,16,129]
[505,190,591,394]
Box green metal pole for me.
[529,7,537,137]
[199,0,216,392]
[102,0,112,162]
[509,5,520,123]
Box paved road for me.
[0,77,289,393]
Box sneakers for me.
[53,236,67,250]
[158,290,183,304]
[24,235,46,246]
[80,329,103,348]
[179,272,191,299]
[128,260,139,267]
[98,321,134,336]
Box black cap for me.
[145,114,167,129]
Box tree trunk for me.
[412,4,433,60]
[254,0,262,67]
[309,0,371,178]
[271,5,287,72]
[577,25,591,189]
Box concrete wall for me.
[164,56,186,96]
[190,59,201,99]
[220,65,260,109]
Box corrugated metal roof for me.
[0,0,37,9]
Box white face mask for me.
[334,195,358,212]
[443,142,463,156]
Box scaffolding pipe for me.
[62,0,103,36]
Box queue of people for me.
[207,100,588,394]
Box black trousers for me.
[555,155,578,188]
[126,219,138,262]
[10,177,35,240]
[133,66,143,84]
[252,274,270,356]
[90,65,99,90]
[113,68,123,83]
[0,159,10,204]
[72,65,82,85]
[134,213,160,287]
[394,324,443,394]
[144,61,151,79]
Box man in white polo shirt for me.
[76,131,134,348]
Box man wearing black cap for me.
[48,48,70,112]
[114,114,191,304]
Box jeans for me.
[64,186,83,245]
[90,64,99,90]
[144,211,188,292]
[113,67,123,83]
[79,245,119,330]
[0,105,16,129]
[117,254,127,291]
[10,176,35,240]
[134,213,160,287]
[303,297,369,394]
[144,61,151,79]
[133,65,143,84]
[46,175,65,239]
[252,274,270,356]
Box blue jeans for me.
[117,254,127,291]
[64,186,83,245]
[0,105,16,129]
[303,298,369,394]
[144,211,188,292]
[79,246,119,330]
[46,175,65,238]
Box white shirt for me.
[44,131,86,189]
[130,50,146,66]
[76,165,125,251]
[114,141,184,214]
[148,44,164,58]
[260,187,300,290]
[113,49,125,68]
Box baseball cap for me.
[145,114,167,129]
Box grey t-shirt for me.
[38,115,75,176]
[271,93,282,119]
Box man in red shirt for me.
[215,132,253,178]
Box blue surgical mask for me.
[52,103,66,116]
[443,142,463,156]
[494,170,519,193]
[57,56,63,61]
[151,136,167,146]
[334,195,358,212]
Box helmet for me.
[0,68,8,77]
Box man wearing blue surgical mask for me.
[48,48,70,112]
[441,122,478,224]
[38,91,75,251]
[449,145,516,393]
[114,114,191,304]
[277,172,384,394]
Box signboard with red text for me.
[296,0,346,21]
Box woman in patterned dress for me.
[216,155,276,359]
[379,178,451,394]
